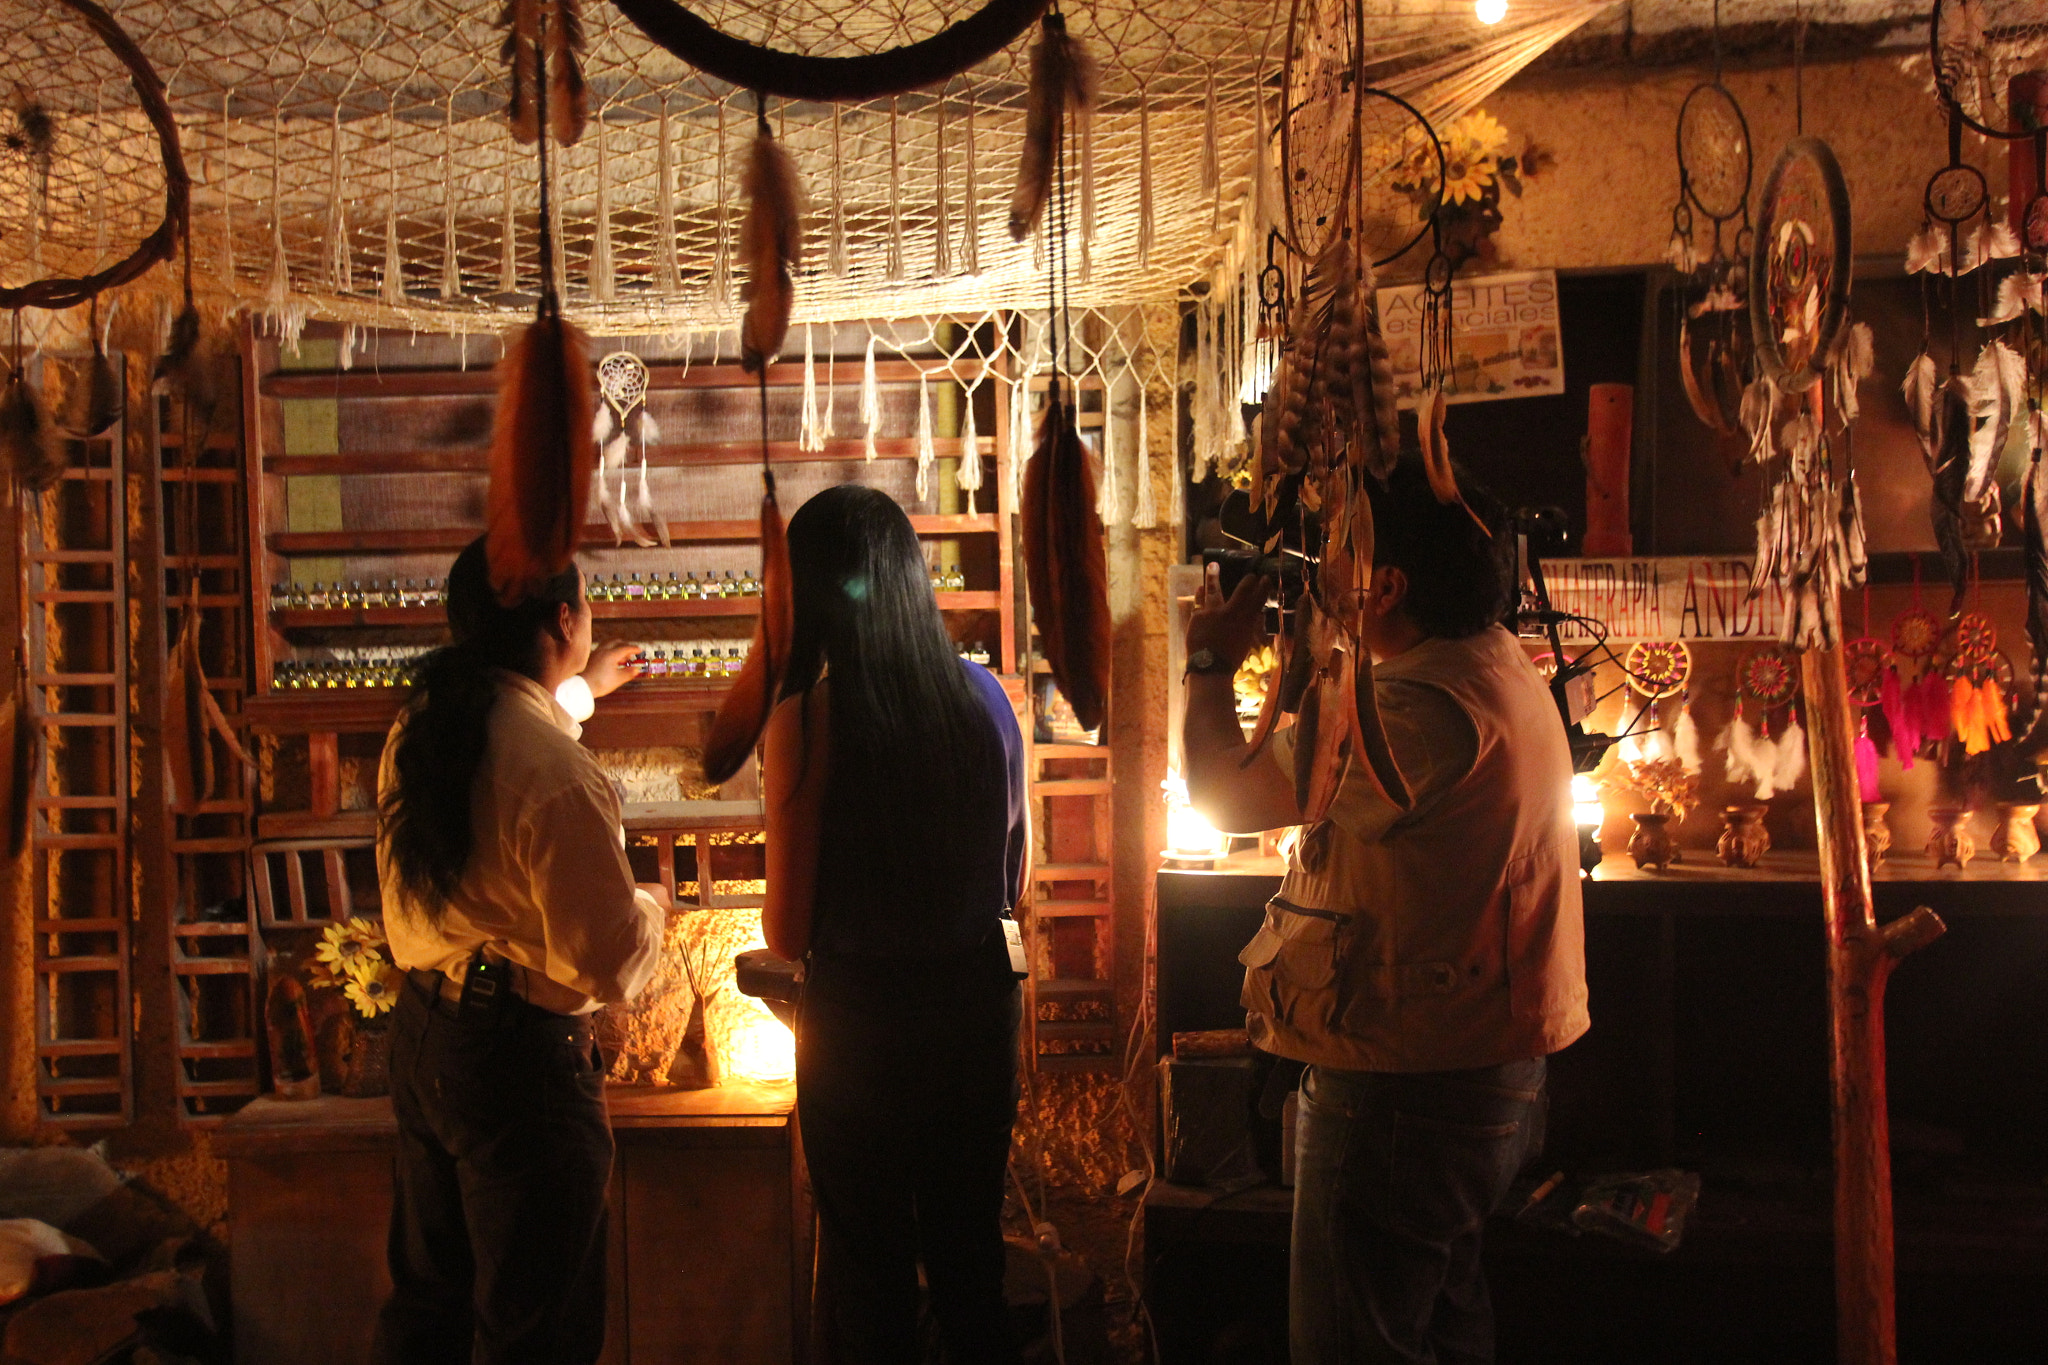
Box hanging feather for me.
[1772,717,1808,794]
[1981,676,2011,747]
[1136,89,1154,270]
[1901,350,1943,471]
[740,108,804,375]
[548,0,588,148]
[655,98,679,293]
[58,304,119,441]
[1931,375,1973,611]
[1718,713,1765,794]
[962,87,982,276]
[485,311,596,603]
[593,404,629,544]
[915,375,935,502]
[861,334,879,462]
[1674,704,1703,775]
[1904,225,1949,276]
[1881,664,1916,767]
[499,0,541,143]
[1,363,62,491]
[0,660,34,857]
[702,474,792,784]
[1021,385,1111,731]
[592,124,616,302]
[1008,11,1097,242]
[957,393,982,515]
[1855,725,1881,803]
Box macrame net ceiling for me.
[0,0,1611,341]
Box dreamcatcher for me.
[592,350,668,548]
[1919,1,2048,757]
[1719,645,1808,800]
[1742,133,1870,651]
[1669,0,1755,439]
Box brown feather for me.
[1,368,62,491]
[500,0,540,144]
[59,348,120,441]
[1008,14,1097,242]
[1021,392,1111,731]
[703,476,793,784]
[548,0,588,147]
[165,603,210,812]
[0,660,35,858]
[486,312,596,604]
[740,123,805,374]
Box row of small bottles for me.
[624,642,752,678]
[275,655,425,690]
[272,580,444,611]
[589,570,758,601]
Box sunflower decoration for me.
[311,917,401,1018]
[1389,109,1552,272]
[344,960,403,1018]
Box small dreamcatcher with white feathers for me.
[591,350,668,548]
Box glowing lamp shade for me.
[1571,773,1604,829]
[718,998,795,1084]
[1163,770,1232,861]
[1476,0,1507,22]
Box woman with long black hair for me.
[763,484,1028,1364]
[373,538,663,1365]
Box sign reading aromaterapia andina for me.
[1379,268,1564,408]
[1538,557,1805,644]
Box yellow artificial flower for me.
[1442,154,1498,205]
[345,961,401,1017]
[1453,110,1512,160]
[315,921,374,973]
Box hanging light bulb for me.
[1476,0,1507,23]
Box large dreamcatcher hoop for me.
[1930,0,2048,142]
[0,0,187,311]
[1749,136,1851,391]
[608,0,1049,99]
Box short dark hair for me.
[1366,456,1511,639]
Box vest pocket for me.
[1238,900,1345,1034]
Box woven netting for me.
[0,0,1611,340]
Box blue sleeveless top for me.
[808,661,1026,963]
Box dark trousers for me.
[372,980,614,1365]
[1291,1057,1547,1365]
[796,967,1024,1365]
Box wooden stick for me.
[1802,645,1945,1365]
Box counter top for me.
[214,1082,796,1157]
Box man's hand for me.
[1186,561,1271,676]
[583,641,645,700]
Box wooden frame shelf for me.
[263,438,994,476]
[266,590,1000,631]
[266,513,999,556]
[257,356,995,400]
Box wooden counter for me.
[217,1083,807,1365]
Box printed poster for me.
[1536,557,1797,644]
[1378,268,1564,407]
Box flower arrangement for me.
[1390,109,1552,270]
[308,917,402,1018]
[1602,756,1701,822]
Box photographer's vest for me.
[1240,626,1590,1073]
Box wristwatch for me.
[1185,647,1235,678]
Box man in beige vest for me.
[1183,458,1589,1365]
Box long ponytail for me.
[378,538,581,922]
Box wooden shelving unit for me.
[28,360,132,1129]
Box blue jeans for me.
[1291,1057,1547,1365]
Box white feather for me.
[1902,350,1943,470]
[1772,718,1808,794]
[1674,706,1702,775]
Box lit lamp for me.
[1572,773,1605,876]
[1163,771,1232,869]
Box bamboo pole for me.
[1802,645,1945,1365]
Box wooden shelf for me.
[266,513,998,557]
[259,356,994,400]
[269,590,999,629]
[263,438,995,476]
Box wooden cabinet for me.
[216,1085,810,1365]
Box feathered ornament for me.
[739,101,804,375]
[1,352,62,491]
[1901,350,1943,471]
[702,470,792,785]
[1854,721,1881,803]
[1021,381,1111,731]
[1717,712,1766,793]
[58,300,120,441]
[1008,11,1097,243]
[486,310,595,602]
[1771,717,1808,795]
[499,0,585,146]
[1880,664,1915,767]
[1673,703,1703,776]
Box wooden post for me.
[1801,645,1945,1365]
